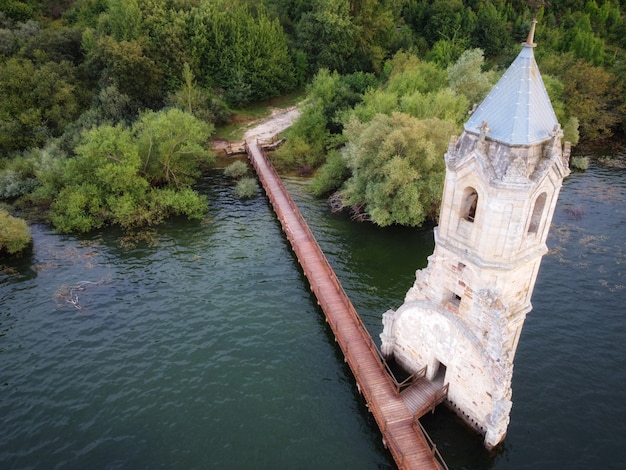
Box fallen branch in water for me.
[54,278,108,310]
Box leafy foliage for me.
[224,160,249,180]
[47,109,214,233]
[447,48,495,106]
[295,0,358,75]
[0,58,88,154]
[167,63,231,126]
[190,1,295,105]
[310,150,349,196]
[234,177,259,198]
[134,108,215,187]
[275,69,374,172]
[0,209,31,256]
[340,113,457,227]
[570,156,589,171]
[0,169,38,199]
[541,52,623,140]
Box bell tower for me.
[380,21,571,449]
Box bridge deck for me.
[245,140,445,470]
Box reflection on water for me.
[1,164,624,469]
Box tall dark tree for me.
[472,2,510,57]
[295,0,359,75]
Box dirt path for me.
[243,106,300,142]
[212,106,300,155]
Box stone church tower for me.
[380,22,571,449]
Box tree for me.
[400,88,469,124]
[340,112,457,227]
[47,109,214,233]
[134,108,215,187]
[422,0,470,46]
[0,58,87,155]
[384,52,448,96]
[167,63,231,125]
[275,68,372,172]
[541,52,622,140]
[86,35,164,111]
[472,2,511,58]
[349,0,400,72]
[566,14,606,66]
[447,48,495,106]
[189,1,295,105]
[295,0,359,75]
[105,0,142,42]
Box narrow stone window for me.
[450,292,462,308]
[461,187,478,222]
[528,192,547,234]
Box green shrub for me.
[224,160,249,179]
[44,109,214,233]
[234,177,258,198]
[570,156,589,171]
[0,169,39,199]
[0,210,31,255]
[310,150,349,196]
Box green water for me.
[1,163,624,469]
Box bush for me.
[311,150,349,196]
[234,177,258,198]
[43,109,214,233]
[0,169,39,199]
[570,156,589,171]
[224,160,249,179]
[0,209,31,255]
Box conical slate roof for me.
[464,35,558,146]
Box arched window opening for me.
[528,192,547,234]
[461,187,478,223]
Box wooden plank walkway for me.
[245,140,447,470]
[402,375,448,419]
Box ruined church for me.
[380,21,571,449]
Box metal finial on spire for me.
[525,18,537,47]
[525,0,548,46]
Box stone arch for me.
[461,186,478,222]
[527,192,547,234]
[389,301,503,426]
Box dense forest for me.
[1,0,626,254]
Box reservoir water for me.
[1,162,624,469]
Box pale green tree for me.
[134,108,215,187]
[447,48,495,106]
[341,112,457,227]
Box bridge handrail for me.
[250,140,382,355]
[372,345,427,393]
[414,419,450,470]
[246,139,446,469]
[250,140,432,394]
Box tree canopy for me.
[42,108,214,233]
[341,113,456,226]
[2,0,626,238]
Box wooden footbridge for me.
[245,139,449,470]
